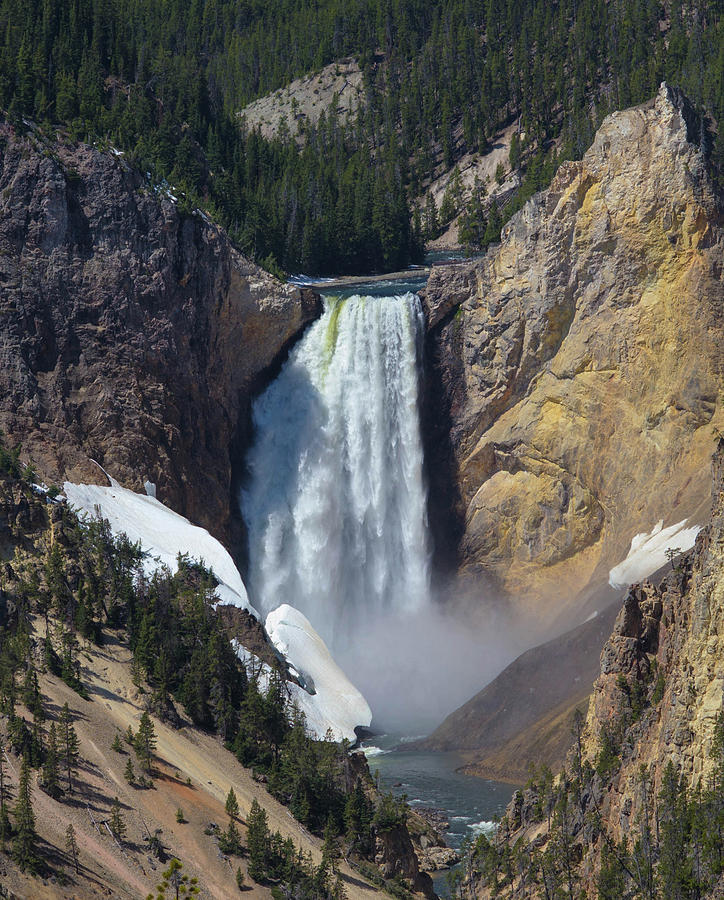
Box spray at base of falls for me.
[242,293,512,732]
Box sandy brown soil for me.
[239,58,364,141]
[1,622,385,900]
[425,122,519,251]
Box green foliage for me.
[134,711,157,774]
[0,0,720,274]
[40,721,61,798]
[12,757,39,872]
[156,858,200,898]
[595,721,622,779]
[58,702,80,793]
[373,793,406,832]
[225,786,239,820]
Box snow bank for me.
[63,482,371,741]
[63,481,255,617]
[265,604,372,742]
[288,274,336,286]
[608,518,701,589]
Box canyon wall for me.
[423,83,723,630]
[0,123,320,547]
[463,440,724,899]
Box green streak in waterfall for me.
[322,295,349,373]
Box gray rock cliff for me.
[0,124,321,548]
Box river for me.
[361,734,515,896]
[270,259,516,893]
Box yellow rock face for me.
[423,84,723,632]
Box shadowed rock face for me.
[422,84,723,630]
[0,124,321,548]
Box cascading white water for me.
[243,291,518,731]
[242,292,431,655]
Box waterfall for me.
[242,292,431,656]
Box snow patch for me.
[608,519,701,589]
[63,481,255,616]
[265,604,372,743]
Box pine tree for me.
[321,815,341,872]
[59,702,80,793]
[41,721,61,798]
[111,732,124,753]
[124,757,135,785]
[109,796,126,841]
[246,798,269,881]
[134,711,156,774]
[225,786,239,820]
[158,857,200,898]
[65,822,80,873]
[12,757,39,872]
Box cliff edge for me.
[423,83,723,630]
[0,124,321,547]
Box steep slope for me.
[463,440,724,898]
[423,83,724,631]
[414,601,620,782]
[0,472,434,899]
[239,58,365,141]
[0,123,320,547]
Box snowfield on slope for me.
[64,480,372,742]
[266,604,373,742]
[64,479,255,614]
[608,518,701,589]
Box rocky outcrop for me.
[584,440,724,832]
[406,807,460,872]
[463,440,724,898]
[0,123,321,549]
[422,84,723,629]
[374,824,436,897]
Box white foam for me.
[469,820,497,837]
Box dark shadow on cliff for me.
[228,289,322,578]
[420,302,466,587]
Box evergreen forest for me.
[0,447,409,896]
[0,0,721,274]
